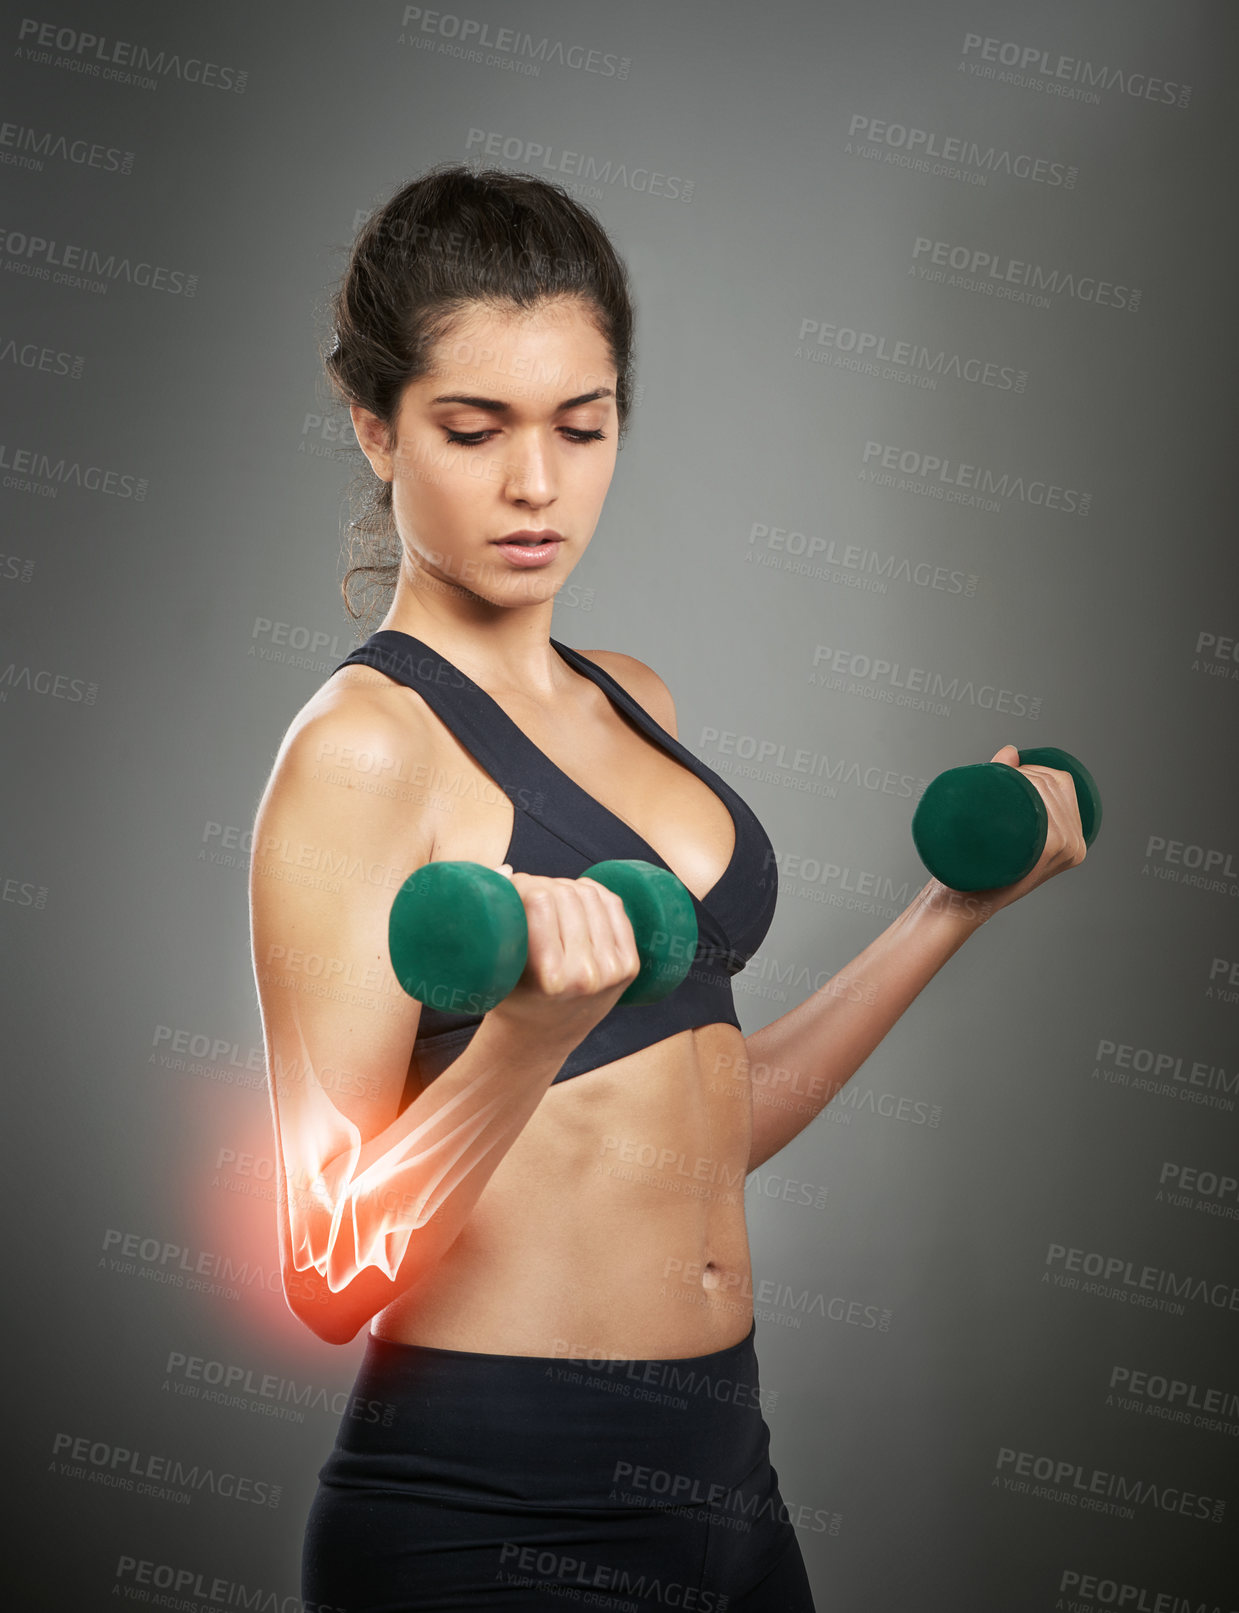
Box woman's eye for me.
[443,427,607,447]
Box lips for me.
[489,531,564,568]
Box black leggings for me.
[302,1318,817,1611]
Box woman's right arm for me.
[249,696,639,1345]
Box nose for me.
[501,428,556,510]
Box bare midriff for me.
[332,656,756,1360]
[373,1018,755,1358]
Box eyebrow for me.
[429,387,614,412]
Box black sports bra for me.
[331,630,778,1088]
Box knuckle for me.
[572,962,602,996]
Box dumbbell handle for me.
[911,746,1101,893]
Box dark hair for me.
[321,162,636,631]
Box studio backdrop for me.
[3,1,1237,1608]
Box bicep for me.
[249,707,432,1165]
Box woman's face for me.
[351,296,620,608]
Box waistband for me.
[321,1319,769,1512]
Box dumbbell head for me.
[388,860,527,1014]
[580,859,699,1005]
[1015,747,1102,848]
[911,746,1101,893]
[912,764,1046,892]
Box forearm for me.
[744,879,990,1170]
[274,1009,573,1342]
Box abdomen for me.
[373,1021,755,1357]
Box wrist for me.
[473,1000,577,1079]
[912,877,995,932]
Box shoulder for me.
[572,649,678,739]
[254,665,439,844]
[278,668,427,773]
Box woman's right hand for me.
[485,864,642,1053]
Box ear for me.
[350,404,393,483]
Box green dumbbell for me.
[388,858,699,1015]
[911,746,1102,892]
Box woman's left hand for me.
[953,743,1090,918]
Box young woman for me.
[248,163,1086,1612]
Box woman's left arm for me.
[742,744,1090,1172]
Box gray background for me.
[3,1,1237,1607]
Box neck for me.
[378,563,568,700]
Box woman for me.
[248,164,1086,1611]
